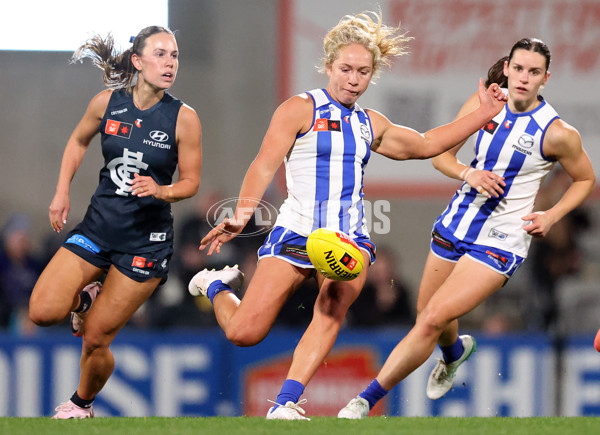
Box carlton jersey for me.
[273,89,373,238]
[435,95,559,258]
[77,89,183,253]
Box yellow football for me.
[306,228,364,281]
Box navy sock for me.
[70,390,94,409]
[271,379,305,411]
[441,336,464,363]
[358,379,388,409]
[74,291,92,313]
[207,280,233,304]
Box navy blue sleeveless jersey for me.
[77,89,183,253]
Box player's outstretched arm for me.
[370,80,507,161]
[200,94,312,255]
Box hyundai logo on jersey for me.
[149,130,169,142]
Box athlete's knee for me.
[315,291,354,322]
[29,295,68,326]
[419,304,452,335]
[82,328,112,354]
[225,327,267,347]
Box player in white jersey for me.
[189,11,507,420]
[338,38,595,419]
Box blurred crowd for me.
[1,170,596,337]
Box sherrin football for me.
[306,228,364,281]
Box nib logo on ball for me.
[306,228,364,281]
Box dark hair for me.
[71,26,175,89]
[485,56,509,88]
[508,37,551,71]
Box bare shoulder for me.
[280,92,314,114]
[90,88,113,106]
[271,92,315,133]
[178,103,201,125]
[364,108,388,121]
[83,89,113,120]
[544,118,582,159]
[365,108,392,141]
[89,89,112,108]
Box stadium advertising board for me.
[0,331,598,416]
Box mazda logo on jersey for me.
[149,130,169,142]
[517,134,535,148]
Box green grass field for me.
[1,417,599,435]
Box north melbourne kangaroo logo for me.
[107,148,149,196]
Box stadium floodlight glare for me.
[1,0,168,52]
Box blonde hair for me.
[320,10,412,78]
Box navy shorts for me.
[63,230,172,283]
[257,226,376,268]
[430,223,524,278]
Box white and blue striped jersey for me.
[436,96,559,258]
[273,89,374,238]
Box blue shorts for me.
[257,226,376,268]
[430,224,524,278]
[63,230,172,283]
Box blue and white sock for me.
[358,379,388,409]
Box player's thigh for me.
[84,266,160,343]
[416,251,456,314]
[235,257,310,329]
[30,247,103,319]
[424,255,506,324]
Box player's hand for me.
[477,79,508,118]
[49,192,70,233]
[131,173,160,198]
[521,211,553,237]
[200,218,245,255]
[465,169,506,198]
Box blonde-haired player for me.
[190,11,506,419]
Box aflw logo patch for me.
[106,120,133,138]
[314,118,341,132]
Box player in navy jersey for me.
[29,26,202,419]
[338,38,595,419]
[188,11,506,420]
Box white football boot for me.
[266,399,310,420]
[337,396,370,419]
[426,334,477,400]
[52,400,94,419]
[188,265,244,297]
